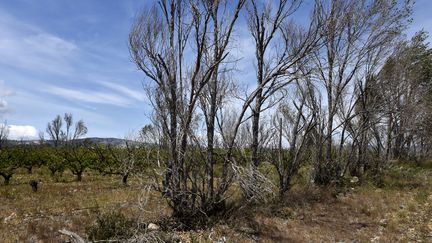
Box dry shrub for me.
[86,210,135,241]
[231,163,277,204]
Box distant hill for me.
[6,137,132,146]
[81,137,129,146]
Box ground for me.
[0,161,431,242]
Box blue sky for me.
[0,0,430,139]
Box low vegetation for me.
[0,161,431,242]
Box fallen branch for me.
[58,229,86,243]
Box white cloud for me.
[97,81,145,101]
[24,33,77,57]
[0,7,148,138]
[0,100,8,111]
[0,80,14,97]
[0,11,78,75]
[0,80,13,115]
[2,124,38,140]
[44,85,134,107]
[10,90,116,133]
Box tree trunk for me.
[251,43,264,175]
[206,118,215,199]
[2,174,12,185]
[76,171,83,181]
[385,115,393,161]
[251,91,263,175]
[205,72,218,200]
[326,102,333,163]
[122,173,129,186]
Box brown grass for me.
[0,168,168,242]
[0,161,431,242]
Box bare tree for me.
[46,113,87,147]
[73,119,88,141]
[311,0,412,184]
[269,79,316,195]
[0,122,9,149]
[45,114,89,181]
[111,133,143,186]
[127,0,423,222]
[64,113,73,141]
[129,0,246,219]
[247,0,320,174]
[38,131,45,145]
[47,115,63,147]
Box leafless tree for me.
[268,79,317,195]
[311,0,412,183]
[38,131,45,145]
[129,0,246,219]
[46,113,88,147]
[127,0,423,220]
[46,115,63,147]
[64,113,73,141]
[45,113,89,181]
[246,0,320,174]
[0,122,9,149]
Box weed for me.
[86,210,135,241]
[415,190,429,203]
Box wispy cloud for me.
[11,89,115,126]
[0,80,14,115]
[0,10,79,76]
[0,80,14,97]
[43,85,134,107]
[0,9,145,109]
[0,100,8,114]
[97,80,145,101]
[23,33,78,57]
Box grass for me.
[0,168,167,242]
[0,161,431,242]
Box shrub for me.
[86,211,135,241]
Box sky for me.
[0,0,431,140]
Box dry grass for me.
[0,168,168,242]
[201,161,432,242]
[0,161,431,242]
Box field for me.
[1,161,431,242]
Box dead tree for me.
[246,0,320,174]
[129,0,245,219]
[0,122,9,150]
[46,113,89,181]
[46,115,63,147]
[270,79,316,196]
[311,0,412,184]
[46,113,88,146]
